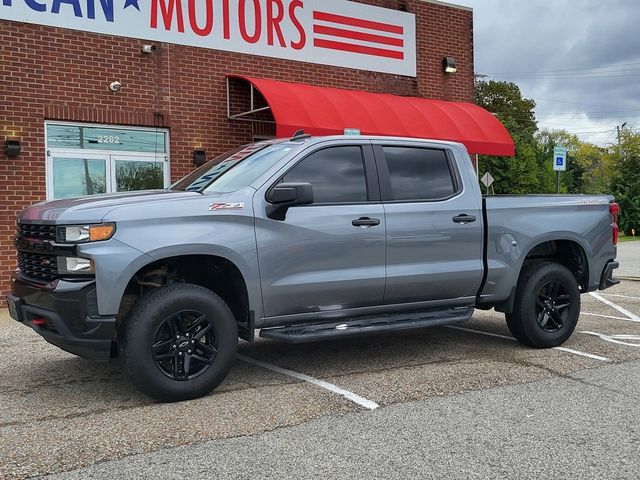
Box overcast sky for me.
[453,0,640,146]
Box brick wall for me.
[0,0,474,305]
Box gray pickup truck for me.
[8,135,620,401]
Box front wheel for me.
[506,262,580,348]
[120,284,238,402]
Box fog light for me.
[58,257,94,274]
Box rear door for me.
[255,142,386,320]
[373,142,483,306]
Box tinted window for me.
[383,147,456,201]
[281,146,367,203]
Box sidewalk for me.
[617,241,640,278]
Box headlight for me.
[57,257,94,275]
[57,223,115,243]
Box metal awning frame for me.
[226,77,274,123]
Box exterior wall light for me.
[443,57,457,74]
[193,149,206,166]
[5,139,21,157]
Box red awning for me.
[229,76,514,157]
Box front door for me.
[255,144,386,320]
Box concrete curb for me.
[618,276,640,282]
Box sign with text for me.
[553,146,567,172]
[0,0,417,76]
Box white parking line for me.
[237,354,380,410]
[580,331,640,348]
[589,292,640,322]
[445,325,610,362]
[552,347,610,362]
[599,293,640,301]
[446,325,514,341]
[582,312,634,321]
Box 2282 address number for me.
[97,136,120,144]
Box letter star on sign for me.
[124,0,140,11]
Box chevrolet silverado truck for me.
[8,135,620,401]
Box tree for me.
[536,129,611,195]
[116,162,164,192]
[610,130,640,235]
[475,80,550,194]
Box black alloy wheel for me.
[506,261,581,348]
[152,310,218,381]
[535,281,572,332]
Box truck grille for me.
[16,222,59,283]
[18,223,57,241]
[17,251,58,282]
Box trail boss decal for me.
[0,0,417,76]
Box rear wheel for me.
[506,262,580,348]
[120,284,238,402]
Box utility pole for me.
[617,122,627,157]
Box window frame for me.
[266,143,381,206]
[372,144,462,203]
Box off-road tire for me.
[120,284,238,402]
[506,262,580,348]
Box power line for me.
[484,61,640,75]
[491,72,640,80]
[535,97,640,110]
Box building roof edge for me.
[417,0,473,12]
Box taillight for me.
[610,202,619,245]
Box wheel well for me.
[492,240,589,314]
[117,255,252,341]
[522,240,589,291]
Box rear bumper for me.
[599,260,620,290]
[7,271,115,361]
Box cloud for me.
[455,0,640,145]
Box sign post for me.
[553,147,567,194]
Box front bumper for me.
[7,271,116,361]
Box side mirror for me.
[266,182,314,220]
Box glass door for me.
[47,152,110,200]
[45,122,171,200]
[111,155,169,193]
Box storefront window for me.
[53,158,107,199]
[115,160,165,192]
[47,125,167,153]
[45,123,170,200]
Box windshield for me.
[170,142,293,193]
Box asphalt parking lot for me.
[1,267,639,478]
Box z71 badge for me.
[209,202,245,211]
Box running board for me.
[259,307,473,343]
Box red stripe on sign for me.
[313,11,404,35]
[314,39,404,60]
[313,25,404,47]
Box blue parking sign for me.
[553,147,567,171]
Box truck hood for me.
[20,190,203,224]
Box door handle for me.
[452,214,477,224]
[352,217,381,227]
